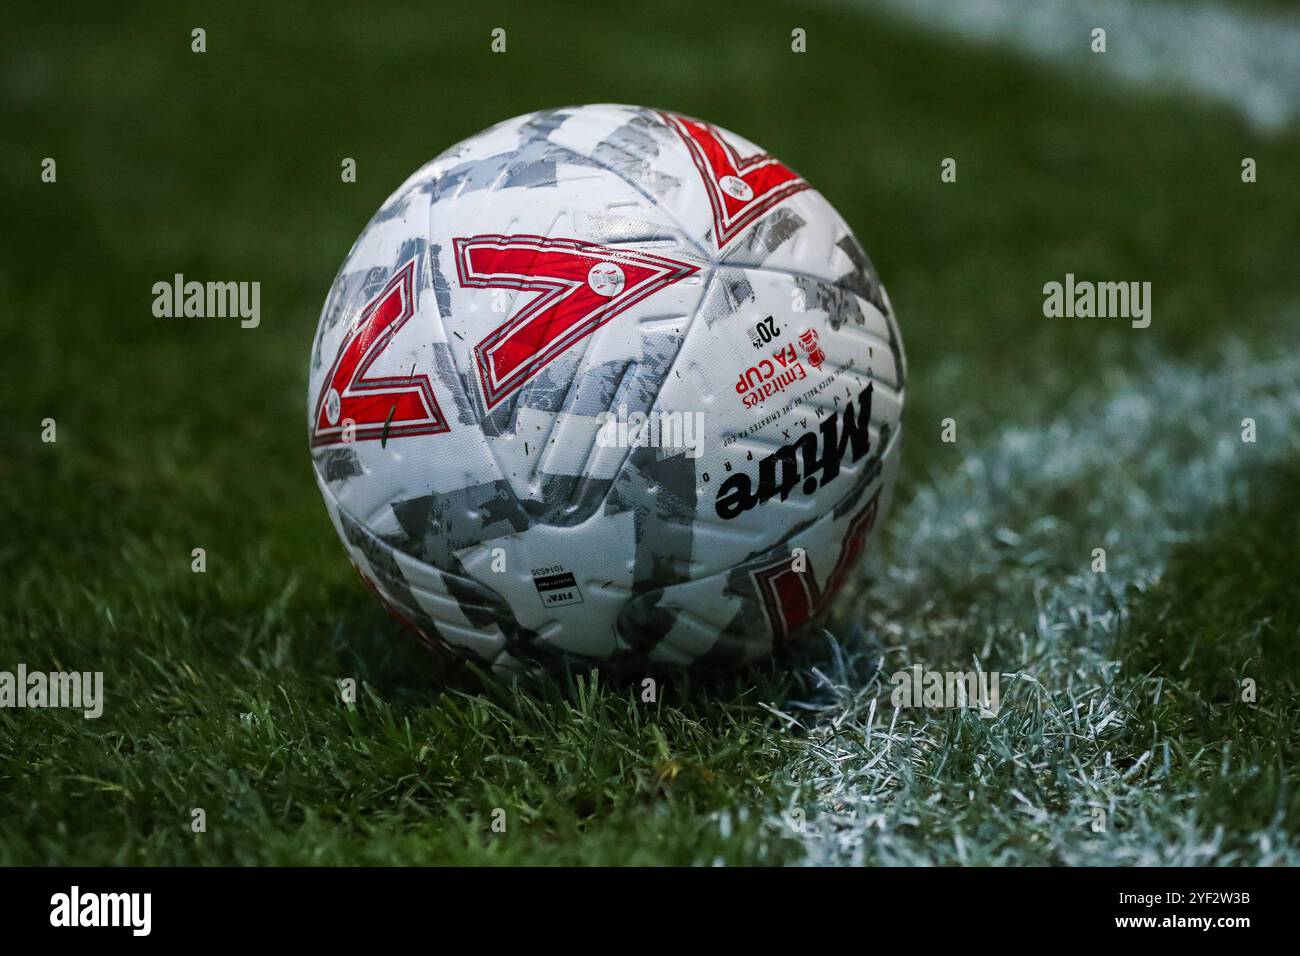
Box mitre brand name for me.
[715,384,874,520]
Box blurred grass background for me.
[1,0,1297,864]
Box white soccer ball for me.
[308,104,905,674]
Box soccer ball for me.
[308,104,905,674]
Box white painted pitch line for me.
[848,0,1300,131]
[780,346,1300,865]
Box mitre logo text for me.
[715,383,874,519]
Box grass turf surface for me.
[1,0,1297,864]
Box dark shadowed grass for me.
[1120,459,1300,845]
[0,665,804,865]
[1,0,1298,863]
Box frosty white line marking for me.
[780,346,1300,864]
[849,0,1300,130]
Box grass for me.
[1,0,1298,864]
[5,665,801,865]
[1122,460,1300,851]
[788,350,1300,864]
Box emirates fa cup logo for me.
[798,328,826,369]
